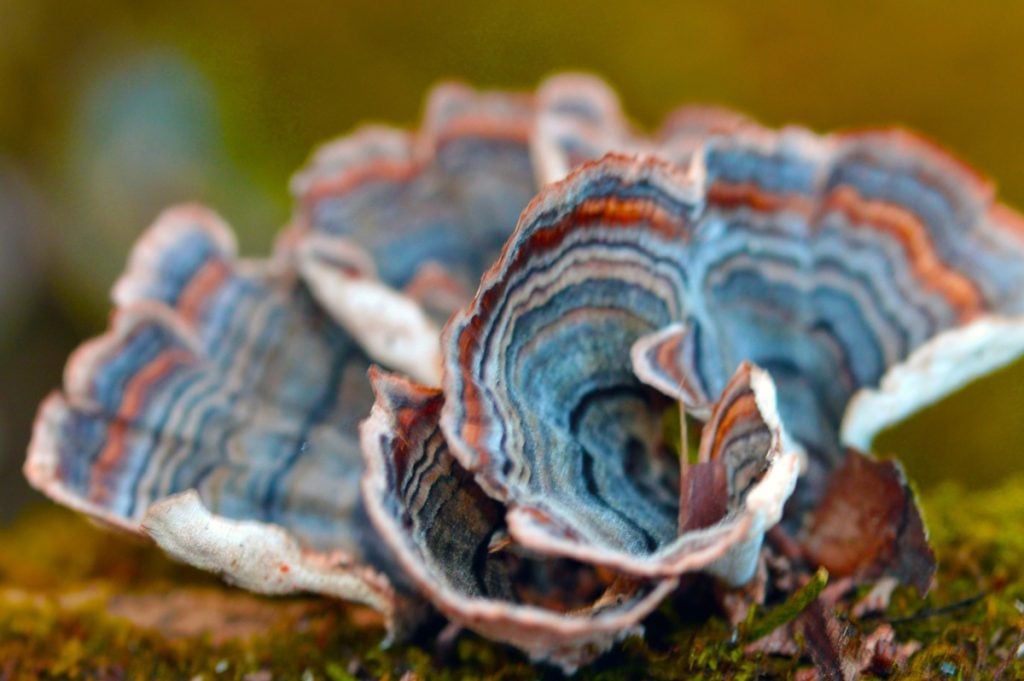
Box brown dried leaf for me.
[678,458,729,532]
[802,450,936,594]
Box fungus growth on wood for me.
[24,74,1024,675]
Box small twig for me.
[887,592,986,625]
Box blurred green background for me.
[2,0,1024,518]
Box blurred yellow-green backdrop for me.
[3,0,1024,518]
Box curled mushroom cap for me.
[360,367,677,673]
[441,156,699,550]
[25,206,397,623]
[283,83,541,384]
[534,76,1024,468]
[634,128,1024,469]
[288,81,538,316]
[441,154,800,582]
[441,122,1024,575]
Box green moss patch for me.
[1,477,1022,679]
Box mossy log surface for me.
[1,477,1022,680]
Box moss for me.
[1,478,1023,680]
[883,477,1024,679]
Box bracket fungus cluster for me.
[25,74,1024,673]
